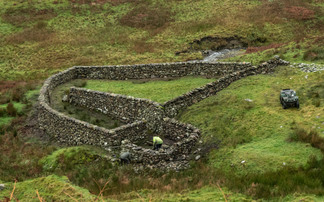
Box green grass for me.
[0,101,25,113]
[224,40,324,65]
[0,101,25,126]
[115,185,252,201]
[0,116,14,127]
[1,0,324,200]
[116,185,324,201]
[0,175,96,201]
[179,66,324,176]
[0,0,323,80]
[84,76,215,103]
[25,86,40,100]
[40,146,104,172]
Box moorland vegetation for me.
[1,0,324,201]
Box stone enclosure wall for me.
[38,57,288,166]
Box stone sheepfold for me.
[38,57,288,169]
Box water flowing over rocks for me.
[202,48,245,62]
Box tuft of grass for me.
[6,102,17,116]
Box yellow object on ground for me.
[153,136,163,145]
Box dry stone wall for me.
[68,87,164,130]
[38,56,288,168]
[72,61,253,80]
[163,57,288,117]
[121,118,200,165]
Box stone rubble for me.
[290,62,324,72]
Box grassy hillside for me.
[1,0,324,201]
[179,66,324,197]
[0,0,323,81]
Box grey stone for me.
[0,184,4,191]
[195,155,201,161]
[62,95,68,102]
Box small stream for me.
[201,48,245,63]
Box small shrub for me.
[289,125,324,152]
[6,102,17,117]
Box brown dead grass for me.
[248,0,317,25]
[119,1,173,29]
[133,40,155,54]
[284,6,315,20]
[6,26,54,44]
[105,0,135,6]
[0,81,38,104]
[2,8,56,27]
[246,43,285,54]
[69,0,128,5]
[0,127,54,182]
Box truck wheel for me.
[282,103,287,109]
[296,101,300,109]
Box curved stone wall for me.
[38,57,288,167]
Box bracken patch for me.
[119,1,173,29]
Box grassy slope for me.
[0,0,323,81]
[179,66,324,176]
[0,175,97,201]
[117,186,324,202]
[84,76,215,103]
